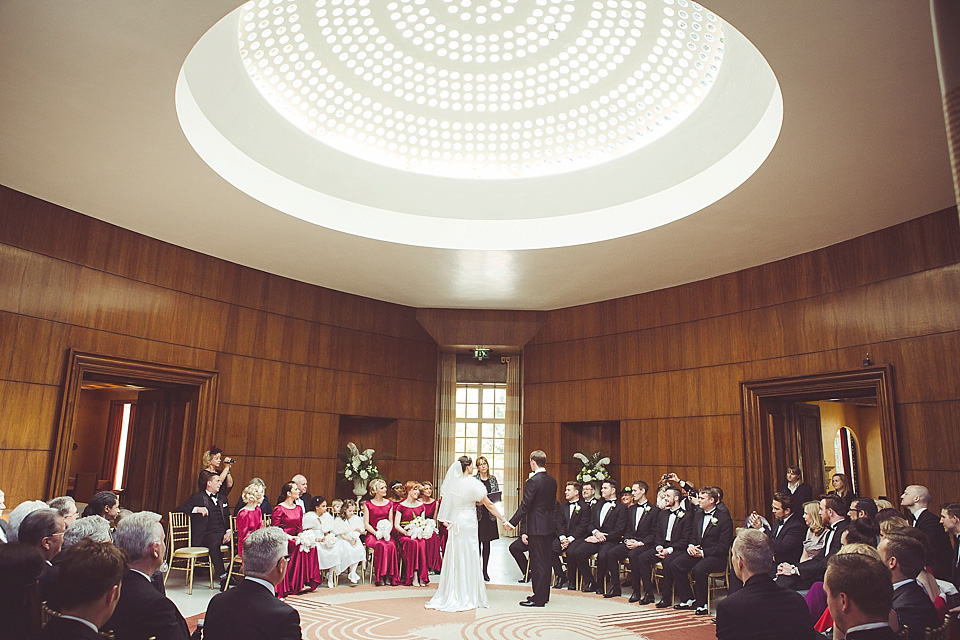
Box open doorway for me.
[740,366,901,513]
[50,351,218,517]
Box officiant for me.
[476,456,500,583]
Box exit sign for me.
[474,348,490,360]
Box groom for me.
[505,450,557,607]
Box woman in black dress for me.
[475,456,499,582]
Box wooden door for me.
[122,389,166,512]
[793,403,824,495]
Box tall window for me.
[455,383,507,480]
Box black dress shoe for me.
[483,573,491,582]
[594,587,605,596]
[519,600,545,607]
[655,600,671,608]
[638,593,655,605]
[695,606,710,616]
[603,591,621,598]
[553,578,567,589]
[674,601,696,611]
[628,593,641,603]
[567,584,578,591]
[518,578,528,583]
[581,581,595,593]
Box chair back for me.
[924,615,951,640]
[168,512,193,553]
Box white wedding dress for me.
[425,462,489,611]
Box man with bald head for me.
[900,484,952,579]
[292,475,312,514]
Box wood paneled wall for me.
[524,208,960,519]
[0,186,438,509]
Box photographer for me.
[199,446,236,494]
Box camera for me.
[224,457,238,464]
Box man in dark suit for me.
[598,481,659,599]
[18,507,66,609]
[569,478,626,594]
[554,481,588,589]
[716,528,818,639]
[508,516,531,581]
[825,553,899,640]
[777,494,848,590]
[642,486,692,606]
[670,485,733,615]
[292,475,312,515]
[779,466,814,509]
[901,485,953,580]
[105,511,189,640]
[41,539,126,640]
[940,502,960,590]
[879,532,941,639]
[175,470,232,590]
[204,527,302,640]
[748,492,805,567]
[505,450,558,607]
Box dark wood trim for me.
[740,365,900,510]
[50,350,219,500]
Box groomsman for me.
[940,503,960,591]
[554,482,589,589]
[598,481,659,598]
[570,479,626,594]
[645,486,692,606]
[176,470,232,590]
[670,486,733,615]
[748,492,805,566]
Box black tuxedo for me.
[295,492,312,516]
[671,506,734,606]
[844,626,901,639]
[597,501,660,596]
[637,506,693,599]
[570,499,627,592]
[105,570,189,640]
[716,573,818,640]
[779,481,814,509]
[203,579,302,640]
[767,512,806,566]
[552,499,589,583]
[912,509,953,580]
[950,534,960,591]
[508,469,558,605]
[40,616,102,640]
[175,490,230,579]
[39,562,60,611]
[892,580,940,640]
[778,518,849,590]
[508,517,530,575]
[0,517,11,543]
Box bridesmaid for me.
[388,481,405,504]
[272,481,322,597]
[235,483,264,558]
[363,479,400,586]
[394,481,429,586]
[421,480,442,574]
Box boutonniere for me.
[676,510,684,519]
[643,504,652,512]
[573,506,580,514]
[710,517,719,526]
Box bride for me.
[425,455,504,612]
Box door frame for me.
[49,349,219,501]
[740,365,900,511]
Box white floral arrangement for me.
[375,518,392,541]
[340,442,381,483]
[322,532,338,549]
[573,451,611,484]
[406,515,437,540]
[346,529,361,543]
[296,529,318,552]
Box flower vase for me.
[353,477,367,499]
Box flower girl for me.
[301,495,341,587]
[333,499,365,584]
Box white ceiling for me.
[0,1,955,310]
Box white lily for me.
[598,457,611,467]
[347,442,360,456]
[573,452,589,464]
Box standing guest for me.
[395,481,429,587]
[475,456,500,583]
[203,527,303,640]
[716,529,817,640]
[825,552,898,640]
[40,540,126,640]
[18,508,66,609]
[363,479,399,586]
[272,481,322,597]
[555,481,589,590]
[199,447,235,495]
[234,477,271,518]
[901,485,953,580]
[236,483,265,559]
[748,492,805,567]
[599,481,658,599]
[829,473,857,511]
[0,542,45,639]
[291,475,311,513]
[333,499,364,585]
[879,532,941,639]
[670,486,734,615]
[421,481,442,574]
[570,479,626,594]
[780,466,814,509]
[10,500,55,542]
[641,486,692,606]
[47,497,79,528]
[175,470,232,591]
[778,495,849,590]
[388,481,405,504]
[301,495,339,586]
[940,502,960,590]
[105,511,189,640]
[81,491,120,527]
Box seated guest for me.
[828,473,857,512]
[362,479,399,586]
[508,516,530,582]
[570,479,626,594]
[799,500,826,562]
[420,481,442,574]
[0,488,8,544]
[272,481,322,597]
[780,466,814,508]
[875,499,895,511]
[388,480,405,504]
[748,492,805,566]
[332,499,365,585]
[806,542,886,628]
[175,470,232,591]
[581,481,599,509]
[824,552,898,640]
[394,481,429,587]
[642,485,691,605]
[777,495,848,590]
[7,500,49,542]
[0,542,45,639]
[301,495,339,586]
[842,517,881,547]
[18,508,66,609]
[105,511,189,640]
[203,527,303,640]
[41,539,126,640]
[234,477,271,518]
[901,485,953,580]
[939,502,960,590]
[236,483,266,559]
[670,486,734,615]
[879,532,941,639]
[61,516,112,555]
[291,475,311,513]
[716,529,817,640]
[849,497,879,521]
[555,481,588,589]
[81,491,120,528]
[599,481,658,599]
[877,512,911,536]
[47,497,79,528]
[619,486,634,507]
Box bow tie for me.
[776,519,784,526]
[606,500,617,504]
[704,510,715,517]
[208,493,218,501]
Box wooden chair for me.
[224,515,243,587]
[704,550,732,612]
[164,511,213,594]
[925,615,951,640]
[364,546,375,583]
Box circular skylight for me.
[238,0,724,178]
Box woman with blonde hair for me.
[236,483,264,558]
[421,480,442,573]
[394,481,429,586]
[363,478,399,586]
[198,446,234,495]
[799,500,827,563]
[233,477,270,518]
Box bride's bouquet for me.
[296,529,319,552]
[375,518,392,541]
[322,532,337,549]
[406,515,437,540]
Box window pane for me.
[493,454,503,471]
[495,388,506,403]
[481,439,493,453]
[466,387,479,403]
[482,387,495,403]
[494,424,505,439]
[467,404,479,418]
[466,423,478,438]
[482,403,494,419]
[455,422,466,437]
[466,440,478,454]
[481,423,493,438]
[456,404,466,418]
[456,387,466,402]
[494,404,506,419]
[455,438,465,453]
[494,439,504,453]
